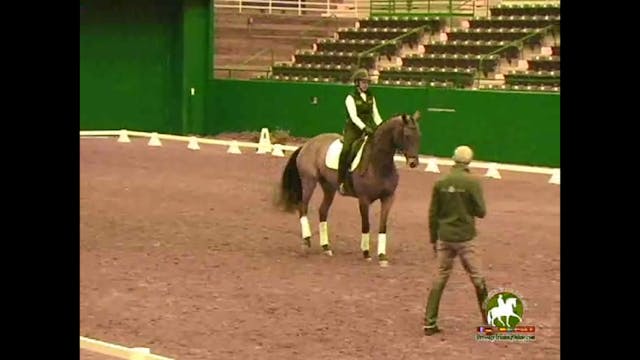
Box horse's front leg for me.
[378,194,395,267]
[358,198,372,261]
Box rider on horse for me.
[337,68,384,195]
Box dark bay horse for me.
[275,111,422,267]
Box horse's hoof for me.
[363,250,372,261]
[378,254,389,267]
[303,237,311,248]
[322,244,333,256]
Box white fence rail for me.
[80,129,560,184]
[80,336,174,360]
[214,0,360,16]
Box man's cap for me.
[453,145,473,163]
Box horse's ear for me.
[401,114,408,124]
[413,110,422,121]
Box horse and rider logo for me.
[485,291,525,328]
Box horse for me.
[487,297,522,327]
[275,111,422,267]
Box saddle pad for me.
[325,137,367,172]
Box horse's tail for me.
[274,147,303,213]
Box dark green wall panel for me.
[206,79,559,167]
[182,0,210,135]
[80,0,182,133]
[206,80,353,137]
[422,88,560,166]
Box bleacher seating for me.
[358,16,445,34]
[490,3,560,17]
[527,55,560,72]
[337,27,422,47]
[378,80,455,88]
[270,75,333,83]
[264,15,450,85]
[446,28,545,46]
[271,63,355,83]
[260,4,559,93]
[314,39,401,59]
[378,67,476,88]
[469,15,560,30]
[504,70,560,87]
[294,50,378,69]
[424,40,520,63]
[402,54,500,76]
[479,84,560,92]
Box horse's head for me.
[392,110,422,168]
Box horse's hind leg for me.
[298,176,317,249]
[318,179,336,256]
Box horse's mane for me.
[383,113,418,130]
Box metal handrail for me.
[356,24,430,67]
[214,0,353,16]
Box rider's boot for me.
[337,148,349,195]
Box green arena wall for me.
[80,0,559,167]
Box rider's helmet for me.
[351,68,370,86]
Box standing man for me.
[424,145,489,335]
[337,68,384,195]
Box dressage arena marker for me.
[424,157,440,173]
[256,127,272,154]
[227,140,242,154]
[271,144,285,157]
[485,163,502,179]
[117,129,131,143]
[148,132,162,147]
[79,129,559,184]
[80,336,174,360]
[187,136,200,150]
[548,169,560,184]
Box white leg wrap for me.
[378,233,387,255]
[319,222,329,246]
[300,216,311,239]
[361,233,370,251]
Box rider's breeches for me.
[338,128,361,182]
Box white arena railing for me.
[79,129,560,184]
[80,336,174,360]
[214,0,363,17]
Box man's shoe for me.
[424,326,442,336]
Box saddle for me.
[325,135,372,196]
[325,135,370,174]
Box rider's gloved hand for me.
[363,126,375,136]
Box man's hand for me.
[363,126,375,136]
